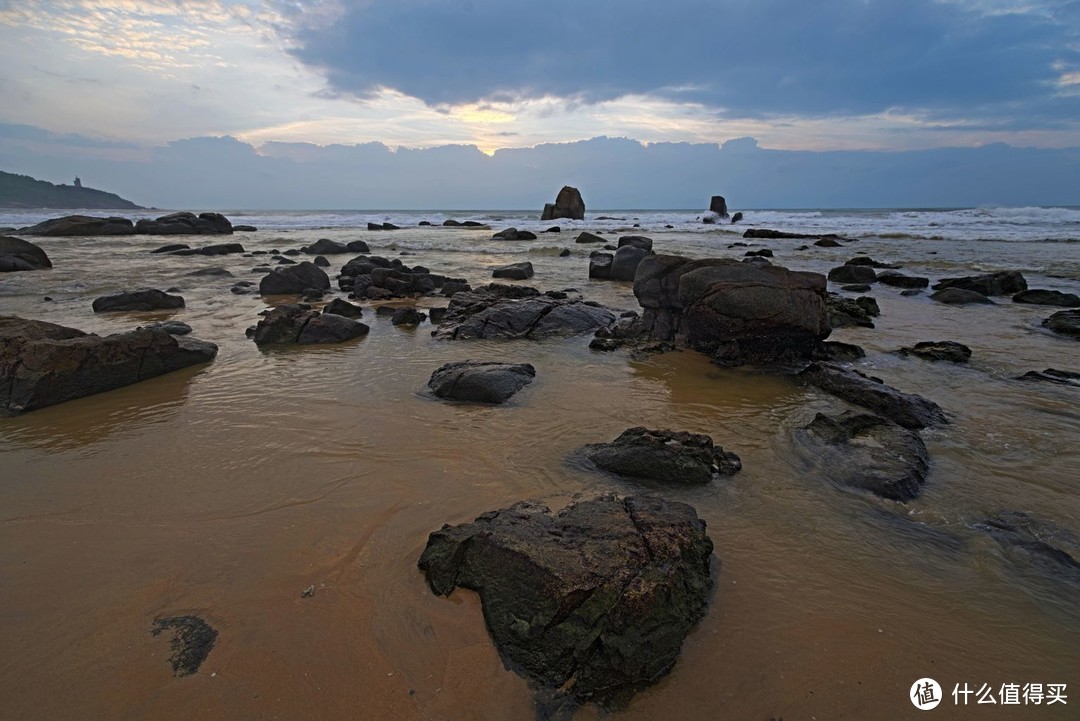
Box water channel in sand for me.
[1,218,1078,720]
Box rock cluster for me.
[135,211,233,235]
[338,254,456,299]
[432,285,617,340]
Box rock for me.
[617,235,653,252]
[877,271,929,289]
[184,267,233,277]
[702,214,717,225]
[841,284,872,293]
[259,261,330,295]
[233,225,257,232]
[135,211,233,235]
[812,341,866,362]
[313,255,330,267]
[585,427,741,483]
[417,495,713,706]
[1043,309,1080,338]
[283,249,302,256]
[151,243,190,254]
[901,289,922,297]
[346,240,371,253]
[931,288,995,305]
[815,238,843,247]
[608,245,649,282]
[427,360,536,403]
[974,512,1080,583]
[799,362,948,429]
[845,256,899,269]
[539,185,585,221]
[828,265,877,284]
[171,243,245,256]
[1013,289,1080,307]
[575,231,605,244]
[442,219,461,227]
[631,256,830,366]
[743,229,845,241]
[744,249,773,258]
[898,341,972,363]
[492,261,534,280]
[433,289,616,341]
[441,280,471,297]
[933,270,1027,296]
[0,236,51,272]
[493,228,538,241]
[559,248,571,257]
[730,212,743,223]
[252,305,369,345]
[589,253,613,280]
[825,294,877,329]
[708,195,729,217]
[323,298,363,318]
[20,215,135,236]
[794,411,930,501]
[92,288,184,312]
[0,316,217,414]
[145,321,192,336]
[1018,369,1080,386]
[391,307,427,326]
[545,226,562,233]
[302,238,349,255]
[151,616,218,677]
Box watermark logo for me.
[912,678,943,710]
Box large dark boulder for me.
[617,235,653,252]
[0,316,217,415]
[493,228,538,241]
[932,270,1027,296]
[631,255,830,365]
[589,252,613,279]
[427,360,536,403]
[0,236,51,272]
[1043,309,1080,339]
[575,231,605,244]
[492,261,534,280]
[19,215,135,236]
[323,298,363,318]
[302,238,349,255]
[135,211,233,235]
[608,245,649,282]
[799,362,948,429]
[898,341,972,363]
[793,411,930,501]
[92,288,184,312]
[417,495,713,707]
[259,261,330,295]
[584,427,741,483]
[540,186,585,221]
[433,289,617,340]
[827,265,877,285]
[252,304,369,345]
[1013,289,1080,307]
[931,288,995,305]
[877,270,929,289]
[708,195,728,217]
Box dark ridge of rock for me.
[483,283,542,299]
[171,243,245,256]
[815,238,843,247]
[183,267,233,277]
[932,270,1027,296]
[799,362,948,429]
[877,270,929,289]
[432,289,616,341]
[151,243,189,254]
[0,236,51,272]
[617,235,653,252]
[419,221,432,226]
[744,248,773,258]
[841,284,872,293]
[1043,309,1080,338]
[794,411,930,501]
[461,221,485,227]
[367,222,400,230]
[630,255,830,366]
[135,211,233,236]
[252,304,369,345]
[492,261,534,280]
[1018,369,1080,386]
[283,249,302,256]
[442,219,461,227]
[427,360,536,403]
[608,245,649,282]
[845,256,899,269]
[1013,289,1080,307]
[493,228,538,241]
[974,512,1080,583]
[898,341,972,363]
[259,261,330,295]
[743,228,844,240]
[575,231,605,244]
[584,427,741,483]
[302,238,349,255]
[19,215,135,236]
[151,616,218,677]
[391,307,427,326]
[0,316,217,415]
[827,265,877,284]
[92,288,184,312]
[826,294,877,329]
[540,185,585,221]
[233,225,257,232]
[417,495,713,707]
[144,321,192,336]
[323,298,363,318]
[930,288,995,305]
[812,341,867,362]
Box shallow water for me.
[2,216,1079,720]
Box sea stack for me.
[540,186,585,221]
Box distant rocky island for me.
[0,170,142,210]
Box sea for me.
[1,204,1078,721]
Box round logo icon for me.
[911,678,943,710]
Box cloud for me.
[283,0,1080,126]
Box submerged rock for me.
[427,360,536,403]
[171,243,245,256]
[1018,368,1080,386]
[898,340,972,363]
[584,427,741,483]
[418,495,713,707]
[974,511,1080,584]
[0,316,217,415]
[933,270,1027,296]
[151,615,218,677]
[432,288,616,341]
[799,362,948,429]
[302,238,349,255]
[1042,309,1080,339]
[1012,289,1080,307]
[931,288,995,305]
[794,411,930,500]
[92,288,185,312]
[0,236,52,272]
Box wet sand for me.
[1,226,1078,720]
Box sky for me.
[0,0,1078,208]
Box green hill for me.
[0,170,142,209]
